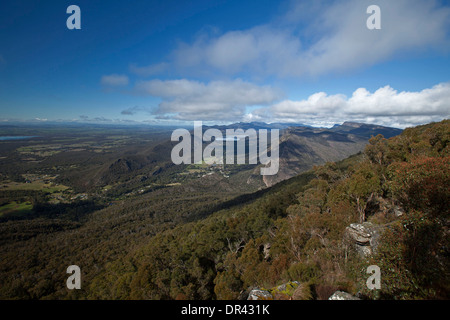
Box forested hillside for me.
[0,120,448,300]
[89,120,447,300]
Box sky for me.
[0,0,449,128]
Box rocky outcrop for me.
[247,281,302,300]
[345,222,382,257]
[328,291,360,300]
[247,289,273,300]
[365,195,404,219]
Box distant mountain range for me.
[203,121,402,187]
[204,121,313,130]
[260,121,402,186]
[206,121,401,133]
[59,121,402,191]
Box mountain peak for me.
[340,121,364,128]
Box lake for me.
[0,136,38,141]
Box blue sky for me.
[0,0,449,128]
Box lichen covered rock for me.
[247,289,273,300]
[345,222,382,257]
[328,291,360,300]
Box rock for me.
[393,206,404,217]
[247,289,273,300]
[345,222,382,257]
[346,223,372,245]
[328,291,360,300]
[247,281,312,300]
[274,281,300,293]
[365,195,404,219]
[263,243,271,260]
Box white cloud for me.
[347,84,450,116]
[101,74,129,86]
[135,79,283,121]
[250,82,450,128]
[171,0,450,78]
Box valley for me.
[0,120,447,300]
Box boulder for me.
[345,222,382,257]
[274,281,300,293]
[247,289,273,300]
[328,291,360,300]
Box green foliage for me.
[0,120,448,300]
[387,156,449,217]
[364,211,447,299]
[347,161,381,222]
[285,262,321,283]
[214,270,243,300]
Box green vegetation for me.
[0,201,33,217]
[93,120,447,300]
[0,120,447,300]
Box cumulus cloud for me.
[250,82,450,128]
[107,0,449,128]
[135,79,282,121]
[170,0,450,78]
[101,74,129,86]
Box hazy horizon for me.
[0,118,413,130]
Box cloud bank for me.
[135,79,282,121]
[169,0,450,78]
[249,82,450,128]
[131,78,449,128]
